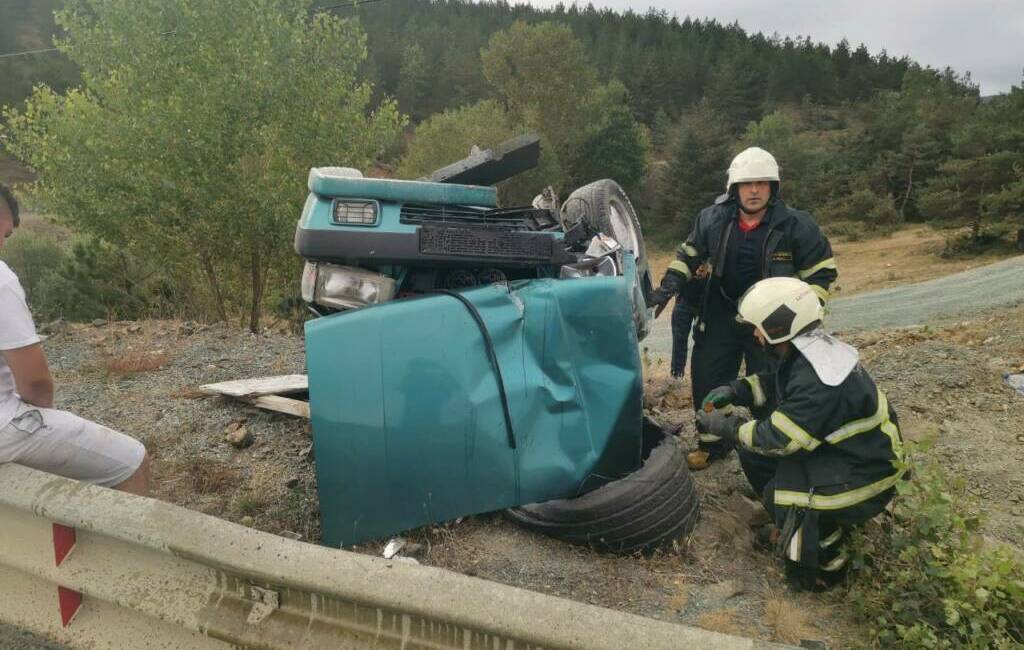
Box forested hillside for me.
[1,0,1022,325]
[350,0,912,122]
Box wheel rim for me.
[608,199,641,261]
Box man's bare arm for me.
[3,343,54,408]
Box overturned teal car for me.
[296,136,699,551]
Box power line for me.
[319,0,387,11]
[0,31,177,60]
[0,46,60,60]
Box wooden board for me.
[243,395,310,419]
[199,375,308,398]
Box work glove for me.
[696,409,746,446]
[700,384,738,412]
[647,270,686,315]
[646,288,673,309]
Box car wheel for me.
[561,179,653,340]
[506,434,701,554]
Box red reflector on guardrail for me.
[53,524,76,566]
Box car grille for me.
[400,203,526,227]
[419,225,556,262]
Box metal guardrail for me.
[0,464,791,649]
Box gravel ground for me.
[5,300,1024,648]
[643,253,1024,358]
[0,624,65,650]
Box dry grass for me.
[102,349,170,376]
[166,460,238,496]
[170,386,209,399]
[666,581,691,612]
[762,589,819,644]
[695,609,744,636]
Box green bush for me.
[821,189,901,232]
[941,226,1017,258]
[0,223,66,302]
[821,220,865,242]
[849,442,1024,649]
[0,222,183,321]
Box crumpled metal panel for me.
[306,261,644,547]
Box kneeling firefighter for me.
[697,277,906,590]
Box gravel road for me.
[642,254,1024,359]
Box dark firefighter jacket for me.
[661,196,838,317]
[729,350,905,518]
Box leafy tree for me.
[396,99,562,204]
[397,43,429,121]
[854,67,977,220]
[573,83,649,197]
[656,100,732,242]
[918,84,1024,241]
[478,21,646,198]
[397,99,517,179]
[0,0,79,110]
[2,0,404,331]
[650,108,675,153]
[481,21,597,173]
[736,109,840,212]
[705,48,767,134]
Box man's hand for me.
[696,409,745,445]
[2,343,54,408]
[700,384,737,412]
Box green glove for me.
[701,384,737,412]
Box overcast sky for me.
[528,0,1023,95]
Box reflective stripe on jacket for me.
[669,196,838,312]
[730,351,905,513]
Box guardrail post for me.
[52,523,81,627]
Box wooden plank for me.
[199,375,308,398]
[243,395,310,419]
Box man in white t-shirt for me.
[0,184,148,494]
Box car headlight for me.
[301,262,396,310]
[331,199,379,225]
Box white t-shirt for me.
[0,261,41,428]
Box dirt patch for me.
[41,319,318,539]
[648,225,1015,298]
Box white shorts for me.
[0,402,146,487]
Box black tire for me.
[506,436,701,554]
[561,179,654,340]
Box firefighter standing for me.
[697,277,905,590]
[648,147,838,469]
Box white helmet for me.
[726,147,780,192]
[737,277,822,344]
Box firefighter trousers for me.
[671,298,696,378]
[691,293,768,457]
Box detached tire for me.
[561,179,654,340]
[507,437,700,554]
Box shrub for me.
[32,237,163,321]
[822,189,901,232]
[821,220,865,242]
[0,222,66,302]
[849,441,1024,649]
